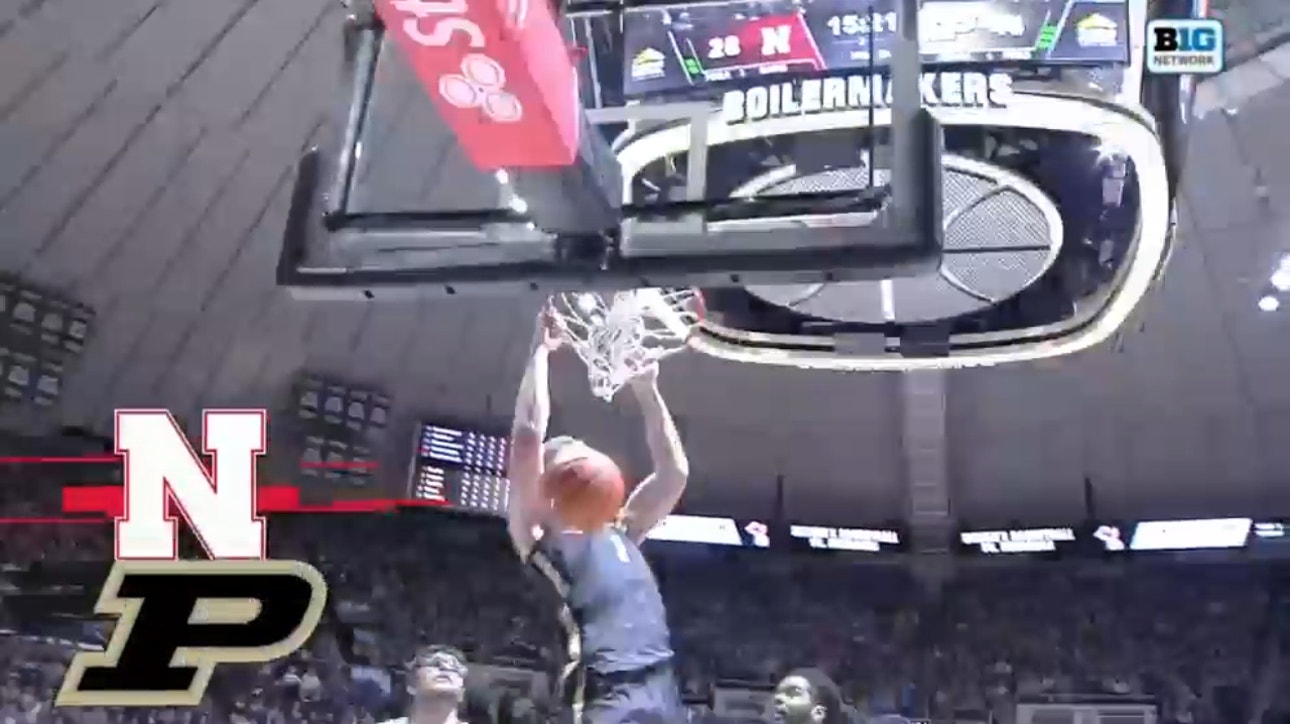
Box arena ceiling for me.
[0,0,1288,529]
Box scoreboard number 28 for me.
[707,34,742,59]
[706,25,794,60]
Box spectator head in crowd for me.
[495,691,540,724]
[380,644,472,724]
[773,668,846,724]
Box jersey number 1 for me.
[609,533,630,563]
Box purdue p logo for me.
[56,410,328,708]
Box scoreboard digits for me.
[416,464,448,504]
[707,34,740,59]
[683,15,822,83]
[420,424,507,472]
[706,23,797,60]
[824,11,897,36]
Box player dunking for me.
[507,308,691,724]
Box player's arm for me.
[620,366,690,544]
[507,311,560,558]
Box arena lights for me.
[291,373,390,437]
[0,274,94,408]
[0,278,95,356]
[300,435,375,486]
[1258,254,1290,311]
[1272,263,1290,291]
[283,372,386,489]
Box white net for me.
[549,288,703,401]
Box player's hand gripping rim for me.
[629,361,659,389]
[535,304,565,352]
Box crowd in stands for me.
[0,465,1281,724]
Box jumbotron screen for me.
[622,0,1128,96]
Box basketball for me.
[542,452,626,531]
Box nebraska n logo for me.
[55,410,328,708]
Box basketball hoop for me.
[548,288,704,401]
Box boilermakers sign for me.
[721,71,1014,123]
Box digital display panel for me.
[1102,519,1290,554]
[409,465,771,547]
[419,424,508,475]
[413,464,511,515]
[622,0,1129,96]
[646,515,772,547]
[409,422,769,546]
[1128,518,1252,551]
[958,526,1079,554]
[1247,521,1290,554]
[412,422,511,514]
[1253,521,1289,542]
[788,524,902,553]
[952,520,1290,556]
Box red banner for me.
[373,0,580,170]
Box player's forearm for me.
[632,382,689,478]
[512,346,552,439]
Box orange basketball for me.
[541,453,626,531]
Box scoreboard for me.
[622,0,1130,96]
[411,423,511,514]
[681,14,824,81]
[418,424,507,471]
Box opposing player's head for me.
[540,436,625,531]
[408,644,468,700]
[772,668,845,724]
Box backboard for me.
[279,0,1184,369]
[277,0,945,298]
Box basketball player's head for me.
[542,435,592,468]
[772,668,845,724]
[408,644,468,700]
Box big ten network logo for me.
[1146,18,1225,75]
[55,410,327,708]
[373,0,580,169]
